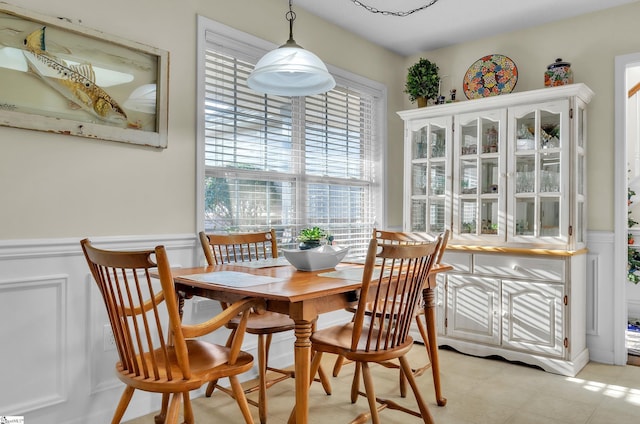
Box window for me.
[197,17,385,256]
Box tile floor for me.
[123,346,640,424]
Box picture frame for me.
[0,2,169,148]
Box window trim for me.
[196,14,387,235]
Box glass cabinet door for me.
[574,102,587,249]
[453,110,507,242]
[406,116,452,234]
[507,100,570,245]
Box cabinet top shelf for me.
[398,83,594,120]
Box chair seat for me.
[227,311,295,334]
[116,340,254,392]
[311,323,414,361]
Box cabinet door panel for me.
[502,280,564,357]
[446,275,500,345]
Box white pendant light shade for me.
[248,45,335,96]
[247,1,335,97]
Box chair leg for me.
[350,362,361,404]
[361,363,380,424]
[415,313,432,363]
[399,367,407,398]
[206,329,235,398]
[205,379,218,397]
[230,375,255,424]
[332,354,346,377]
[399,355,434,424]
[258,334,268,424]
[165,392,182,424]
[112,386,135,424]
[182,392,194,424]
[314,352,332,395]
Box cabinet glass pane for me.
[515,198,535,235]
[411,200,426,232]
[540,197,560,236]
[460,200,477,234]
[412,163,427,195]
[578,107,585,149]
[481,158,499,194]
[577,153,584,196]
[481,119,499,154]
[516,156,535,193]
[515,112,535,151]
[461,160,478,194]
[430,200,446,233]
[540,110,561,149]
[431,126,446,158]
[461,121,478,155]
[540,152,560,193]
[430,163,446,195]
[577,201,584,243]
[412,127,428,159]
[481,200,498,234]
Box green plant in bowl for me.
[298,226,327,249]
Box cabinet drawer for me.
[441,251,471,273]
[473,254,564,281]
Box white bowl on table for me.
[282,245,350,272]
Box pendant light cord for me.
[286,0,296,43]
[350,0,440,17]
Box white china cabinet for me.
[398,83,594,376]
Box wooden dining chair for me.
[307,236,442,424]
[332,229,450,399]
[80,238,260,424]
[199,230,331,424]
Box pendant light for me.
[247,0,335,96]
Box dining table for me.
[166,259,452,424]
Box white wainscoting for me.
[0,234,351,424]
[0,231,617,423]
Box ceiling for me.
[294,0,639,56]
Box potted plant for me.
[298,226,327,250]
[404,58,440,107]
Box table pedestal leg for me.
[424,284,447,406]
[291,320,312,424]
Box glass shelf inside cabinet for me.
[481,158,499,194]
[410,200,426,232]
[430,163,446,196]
[516,156,535,193]
[461,121,478,155]
[540,110,561,149]
[515,198,535,236]
[515,112,535,151]
[431,126,446,158]
[460,199,477,234]
[429,200,446,233]
[461,160,478,194]
[481,120,499,154]
[540,153,560,193]
[540,197,560,237]
[412,163,428,195]
[481,199,498,235]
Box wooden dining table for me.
[167,260,452,424]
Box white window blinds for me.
[201,28,382,255]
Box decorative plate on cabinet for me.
[463,54,518,99]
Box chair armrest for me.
[123,292,165,316]
[181,297,265,339]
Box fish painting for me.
[22,26,128,125]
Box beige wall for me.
[0,0,405,239]
[402,1,640,231]
[2,0,639,240]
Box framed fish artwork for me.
[0,2,169,148]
